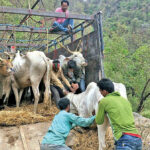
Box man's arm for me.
[51,71,64,89]
[95,101,105,125]
[74,67,83,83]
[68,113,95,127]
[60,68,71,88]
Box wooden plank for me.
[19,126,29,150]
[0,6,94,20]
[0,42,44,47]
[0,26,66,34]
[0,126,24,150]
[0,75,3,99]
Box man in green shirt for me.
[96,78,142,150]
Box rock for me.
[105,113,150,150]
[66,131,78,147]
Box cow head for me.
[59,40,88,68]
[0,57,13,76]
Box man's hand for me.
[70,87,75,93]
[71,83,79,91]
[63,90,69,95]
[92,110,96,116]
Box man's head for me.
[58,98,70,112]
[61,0,69,12]
[53,59,60,72]
[97,78,114,97]
[67,60,76,69]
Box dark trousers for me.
[50,85,65,107]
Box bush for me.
[141,110,150,119]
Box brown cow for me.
[0,57,13,105]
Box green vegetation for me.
[0,0,149,117]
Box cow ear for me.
[65,57,70,61]
[82,62,88,67]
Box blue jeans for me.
[116,135,142,150]
[53,19,74,32]
[79,78,85,92]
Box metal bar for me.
[95,13,105,78]
[0,6,94,20]
[99,13,104,52]
[0,26,65,34]
[48,21,93,48]
[49,21,89,45]
[20,0,40,25]
[0,42,44,47]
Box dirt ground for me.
[0,102,115,150]
[0,103,149,150]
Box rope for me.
[28,0,31,10]
[46,28,49,53]
[53,40,57,59]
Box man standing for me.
[41,98,95,150]
[96,78,142,150]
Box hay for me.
[72,128,99,150]
[0,103,59,126]
[0,110,47,126]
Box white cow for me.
[66,82,127,150]
[11,51,52,113]
[58,41,87,71]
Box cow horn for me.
[66,46,74,54]
[78,48,83,53]
[75,40,82,52]
[58,41,74,54]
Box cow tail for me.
[41,55,50,82]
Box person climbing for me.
[95,78,142,150]
[40,98,95,150]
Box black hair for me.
[68,60,76,69]
[53,59,60,64]
[61,0,69,6]
[58,98,70,110]
[97,78,114,93]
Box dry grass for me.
[0,103,59,126]
[0,103,149,150]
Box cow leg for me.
[31,83,40,113]
[43,71,51,106]
[19,89,24,103]
[97,115,109,150]
[12,86,20,107]
[3,87,11,105]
